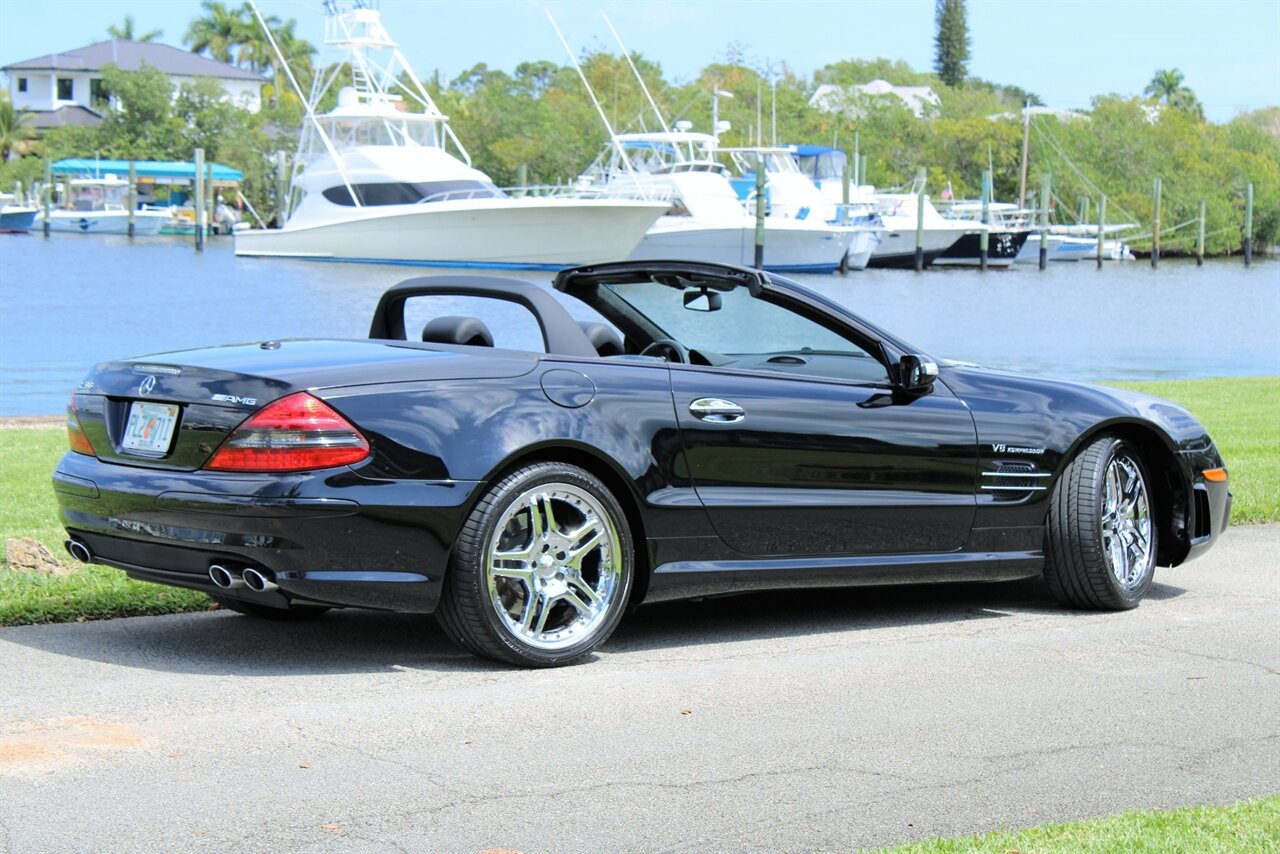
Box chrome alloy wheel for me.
[1100,453,1153,590]
[484,483,623,651]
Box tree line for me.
[0,4,1274,254]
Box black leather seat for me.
[576,321,624,357]
[422,316,495,347]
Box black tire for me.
[1044,435,1158,610]
[210,595,331,621]
[436,462,634,667]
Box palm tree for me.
[107,15,163,42]
[1143,69,1185,103]
[0,95,38,160]
[1143,68,1203,119]
[184,0,246,64]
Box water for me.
[1,232,1277,416]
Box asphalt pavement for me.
[2,524,1277,853]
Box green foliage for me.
[1144,68,1205,121]
[106,14,162,42]
[933,0,970,87]
[0,93,39,160]
[1035,96,1280,253]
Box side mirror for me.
[897,354,938,393]
[683,290,722,312]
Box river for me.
[0,232,1277,416]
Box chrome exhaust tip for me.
[242,567,279,593]
[65,539,93,564]
[208,565,243,590]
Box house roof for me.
[25,105,104,130]
[810,80,941,119]
[2,40,262,82]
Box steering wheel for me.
[639,338,690,364]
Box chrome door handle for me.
[689,398,745,423]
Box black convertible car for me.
[54,261,1230,666]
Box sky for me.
[1,0,1277,124]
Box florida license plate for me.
[121,402,179,454]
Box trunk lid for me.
[70,338,533,471]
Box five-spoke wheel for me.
[437,462,633,667]
[1045,435,1157,610]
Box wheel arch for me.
[475,442,654,606]
[1059,419,1191,567]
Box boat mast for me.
[601,12,670,134]
[545,11,644,188]
[248,0,361,210]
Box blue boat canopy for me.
[51,159,243,185]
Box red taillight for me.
[204,392,370,472]
[67,394,95,455]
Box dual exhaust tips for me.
[64,540,278,595]
[209,564,279,593]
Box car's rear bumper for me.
[53,451,482,613]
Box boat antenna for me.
[600,12,670,134]
[248,0,361,209]
[545,10,643,185]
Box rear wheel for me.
[210,595,331,621]
[1044,436,1157,610]
[436,462,633,667]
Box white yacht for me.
[719,146,882,270]
[580,131,856,272]
[234,5,665,268]
[862,193,977,268]
[40,175,169,235]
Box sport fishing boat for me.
[234,4,665,268]
[720,146,882,270]
[578,130,857,273]
[39,176,170,235]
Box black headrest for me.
[576,320,624,357]
[422,316,495,347]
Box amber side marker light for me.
[1203,468,1228,483]
[67,394,95,455]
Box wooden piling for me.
[1151,177,1162,269]
[1096,195,1106,269]
[1244,182,1254,267]
[860,155,868,189]
[914,167,926,272]
[1196,201,1206,267]
[979,169,990,272]
[753,162,766,270]
[42,160,51,237]
[194,148,205,252]
[206,161,214,237]
[1039,173,1050,270]
[1078,196,1089,225]
[840,153,851,225]
[127,161,137,238]
[852,132,860,187]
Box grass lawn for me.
[876,793,1280,853]
[1109,376,1280,524]
[1,376,1276,628]
[0,425,209,626]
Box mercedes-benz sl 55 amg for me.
[53,261,1231,666]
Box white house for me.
[810,79,942,120]
[3,40,263,129]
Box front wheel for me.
[1044,436,1157,610]
[436,462,634,667]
